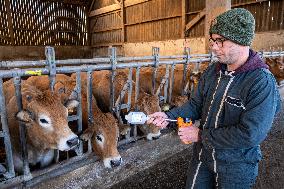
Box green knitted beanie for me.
[209,8,255,46]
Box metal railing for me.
[0,47,283,188]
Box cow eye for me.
[96,135,102,142]
[40,118,49,124]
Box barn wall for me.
[90,0,284,57]
[0,46,92,60]
[92,30,284,57]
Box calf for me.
[5,83,79,173]
[75,70,162,140]
[265,57,284,84]
[137,64,205,109]
[26,75,122,168]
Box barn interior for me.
[0,0,283,188]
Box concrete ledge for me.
[31,130,192,189]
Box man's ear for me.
[16,110,34,123]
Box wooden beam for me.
[88,0,96,14]
[125,0,150,7]
[205,0,231,53]
[125,14,181,26]
[185,9,205,32]
[181,0,186,38]
[91,26,122,33]
[0,33,11,42]
[232,0,269,7]
[89,4,120,17]
[89,0,151,17]
[4,0,14,45]
[121,0,126,43]
[91,42,123,48]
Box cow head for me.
[80,113,122,168]
[266,58,284,83]
[15,86,79,151]
[135,93,161,140]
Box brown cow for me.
[73,70,162,140]
[265,57,284,83]
[137,64,206,109]
[5,83,79,173]
[26,74,122,168]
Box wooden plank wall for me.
[90,0,284,46]
[0,0,88,46]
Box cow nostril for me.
[67,137,79,148]
[152,136,160,140]
[110,158,122,167]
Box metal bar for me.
[87,71,94,153]
[181,48,190,96]
[109,47,117,112]
[163,65,170,104]
[152,47,160,95]
[134,67,141,105]
[67,115,80,122]
[75,72,83,156]
[0,51,283,69]
[168,64,176,103]
[117,56,154,62]
[45,47,56,92]
[13,77,31,177]
[0,78,15,179]
[127,68,133,112]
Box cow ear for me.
[16,110,34,123]
[118,123,131,136]
[54,81,66,94]
[65,99,79,110]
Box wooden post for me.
[121,0,126,43]
[181,0,186,38]
[205,0,231,53]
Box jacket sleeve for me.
[165,71,206,121]
[201,72,281,150]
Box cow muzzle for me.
[67,137,79,149]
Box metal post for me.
[163,65,170,104]
[181,47,190,96]
[14,77,31,178]
[87,71,93,153]
[75,72,83,156]
[127,68,133,112]
[168,64,176,103]
[134,67,141,105]
[152,47,160,95]
[109,47,117,112]
[45,46,56,92]
[0,78,15,179]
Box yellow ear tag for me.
[25,70,42,76]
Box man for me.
[147,8,281,189]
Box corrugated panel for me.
[126,17,181,42]
[125,0,181,25]
[90,0,283,44]
[233,0,284,32]
[92,29,122,44]
[0,0,88,46]
[186,0,205,38]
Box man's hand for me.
[178,124,200,143]
[147,112,169,129]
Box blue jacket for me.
[166,50,281,164]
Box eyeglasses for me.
[209,37,228,48]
